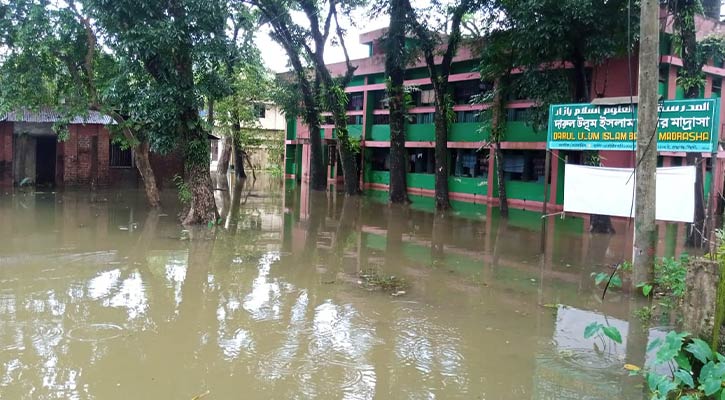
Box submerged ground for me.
[0,175,678,399]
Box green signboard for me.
[547,98,720,152]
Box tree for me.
[405,0,478,210]
[209,2,264,177]
[256,0,362,195]
[667,0,725,247]
[479,0,634,229]
[84,0,232,224]
[253,0,326,192]
[477,30,516,217]
[383,0,411,204]
[0,0,162,207]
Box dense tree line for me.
[1,0,723,226]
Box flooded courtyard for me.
[0,176,682,399]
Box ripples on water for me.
[0,179,672,399]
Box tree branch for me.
[67,0,98,102]
[332,3,357,86]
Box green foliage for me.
[640,332,725,400]
[173,175,192,205]
[592,270,623,289]
[583,321,623,344]
[655,255,689,299]
[475,0,637,131]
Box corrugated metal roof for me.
[2,108,113,125]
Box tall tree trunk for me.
[216,136,232,175]
[433,87,450,210]
[573,53,614,234]
[332,113,360,195]
[233,135,247,179]
[133,140,161,208]
[494,142,508,217]
[687,152,706,246]
[306,109,327,191]
[103,110,161,208]
[181,119,219,225]
[491,77,509,216]
[676,0,707,246]
[386,0,409,204]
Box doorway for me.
[35,136,56,186]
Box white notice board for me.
[563,164,695,223]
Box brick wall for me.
[62,124,111,185]
[0,122,13,187]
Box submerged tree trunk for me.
[307,111,327,191]
[133,140,161,208]
[217,136,232,175]
[233,136,247,179]
[332,113,360,195]
[181,120,219,225]
[687,152,706,246]
[494,142,508,217]
[433,88,450,210]
[103,110,161,208]
[386,0,409,204]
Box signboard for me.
[547,99,719,152]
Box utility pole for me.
[632,0,659,287]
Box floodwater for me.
[0,175,681,399]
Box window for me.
[502,150,546,182]
[408,148,435,174]
[109,141,133,168]
[451,149,488,178]
[346,115,363,125]
[371,148,390,171]
[506,108,530,121]
[373,114,390,125]
[348,93,364,111]
[456,111,479,123]
[453,80,484,105]
[419,89,435,106]
[412,112,435,124]
[372,91,388,109]
[254,104,266,118]
[323,115,335,125]
[327,144,337,166]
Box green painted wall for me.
[449,176,488,195]
[371,123,486,142]
[285,145,296,174]
[505,121,543,142]
[675,85,685,99]
[286,119,297,139]
[505,180,546,202]
[332,125,363,139]
[450,122,488,142]
[349,77,365,87]
[370,125,390,141]
[406,124,435,141]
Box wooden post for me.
[632,0,659,287]
[540,150,552,253]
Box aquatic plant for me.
[358,268,408,295]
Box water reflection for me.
[0,176,688,399]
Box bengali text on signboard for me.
[546,99,720,152]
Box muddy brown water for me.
[0,175,679,399]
